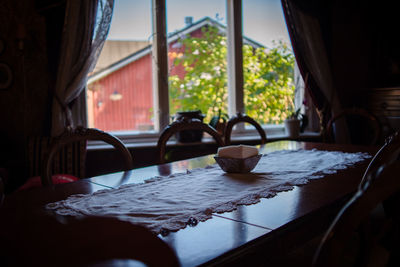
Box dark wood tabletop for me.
[0,141,377,266]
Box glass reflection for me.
[233,205,248,247]
[111,170,134,187]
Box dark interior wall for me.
[0,0,64,188]
[0,0,48,177]
[330,1,369,107]
[328,1,400,106]
[0,0,53,138]
[367,2,400,88]
[306,0,400,139]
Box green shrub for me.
[169,26,295,125]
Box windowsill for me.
[87,127,321,151]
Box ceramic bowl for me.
[214,154,262,173]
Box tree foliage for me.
[169,25,295,124]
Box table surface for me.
[0,141,377,266]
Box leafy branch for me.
[168,26,295,124]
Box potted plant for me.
[209,110,229,135]
[284,107,302,138]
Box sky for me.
[107,0,290,48]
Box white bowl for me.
[214,154,262,173]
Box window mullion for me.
[152,0,170,132]
[227,0,244,131]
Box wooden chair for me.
[40,126,133,186]
[313,132,400,267]
[20,133,88,191]
[157,117,224,164]
[224,113,267,145]
[325,107,382,146]
[1,216,179,267]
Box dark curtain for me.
[281,0,344,135]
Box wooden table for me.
[0,141,376,266]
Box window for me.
[243,0,294,125]
[87,0,297,139]
[87,0,155,133]
[167,0,227,123]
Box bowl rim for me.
[213,154,263,160]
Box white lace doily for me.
[46,149,370,234]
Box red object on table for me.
[18,174,79,190]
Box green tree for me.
[169,26,295,124]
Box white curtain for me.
[51,0,114,136]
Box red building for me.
[87,17,262,132]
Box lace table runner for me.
[46,149,370,234]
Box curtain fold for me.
[281,0,348,141]
[51,0,114,136]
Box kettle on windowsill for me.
[174,110,205,143]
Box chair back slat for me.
[325,107,382,145]
[224,113,267,145]
[157,118,224,164]
[41,127,133,186]
[27,136,86,178]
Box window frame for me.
[87,0,297,144]
[151,0,259,134]
[151,0,247,132]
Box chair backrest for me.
[27,135,86,179]
[67,217,180,267]
[41,127,133,186]
[313,132,400,267]
[224,113,267,145]
[325,107,381,145]
[157,118,224,164]
[2,216,179,267]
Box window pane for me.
[87,0,154,133]
[243,0,295,125]
[167,0,227,124]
